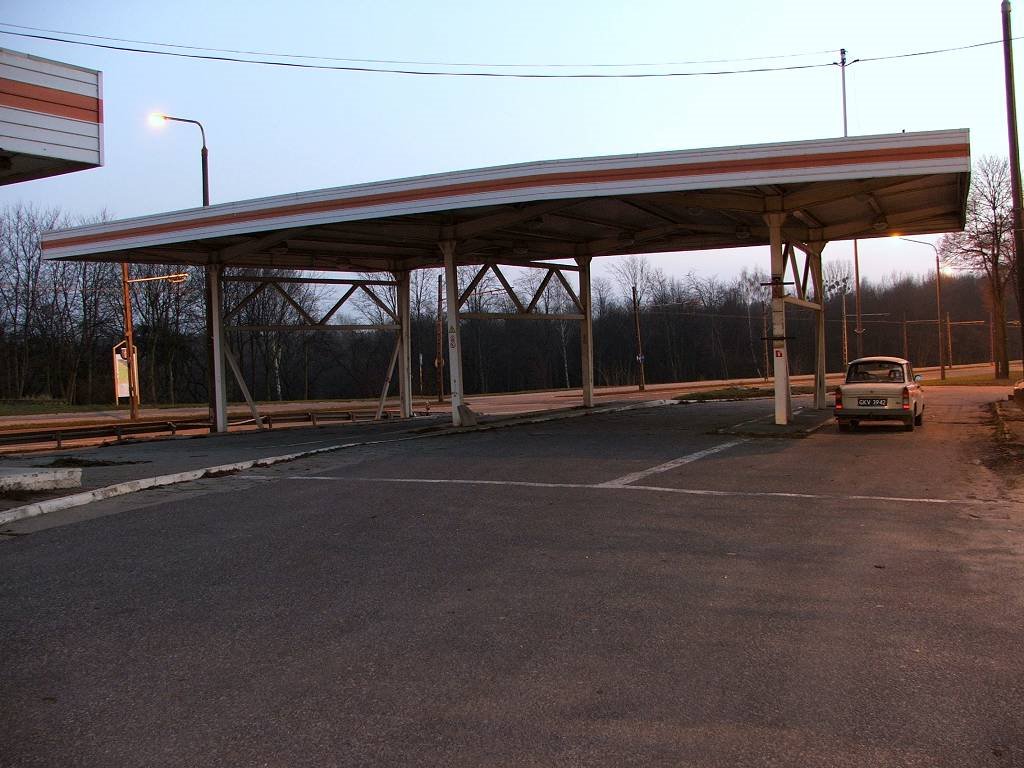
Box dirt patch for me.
[45,457,148,468]
[984,402,1024,488]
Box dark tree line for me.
[1,202,1019,409]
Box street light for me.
[149,113,209,205]
[149,112,218,430]
[897,236,946,380]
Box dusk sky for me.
[0,0,1016,285]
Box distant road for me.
[0,360,1015,434]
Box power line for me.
[0,25,1013,79]
[0,22,839,69]
[0,29,833,78]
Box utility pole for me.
[843,288,851,366]
[1001,1,1024,364]
[990,310,996,367]
[902,315,909,361]
[435,274,445,403]
[947,312,954,369]
[632,284,646,391]
[839,48,865,358]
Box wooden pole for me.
[632,284,646,392]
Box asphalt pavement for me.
[1,389,1021,767]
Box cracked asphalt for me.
[1,388,1022,767]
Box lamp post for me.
[119,270,189,419]
[149,113,219,430]
[898,237,946,380]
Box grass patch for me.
[0,401,127,417]
[923,366,1022,387]
[676,385,822,401]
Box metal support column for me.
[577,256,594,408]
[208,264,229,432]
[810,242,828,410]
[440,241,468,426]
[398,271,413,418]
[765,213,792,425]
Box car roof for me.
[847,356,909,365]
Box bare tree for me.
[608,255,657,305]
[940,156,1015,378]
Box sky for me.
[0,0,1017,287]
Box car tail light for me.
[835,387,843,410]
[902,387,911,410]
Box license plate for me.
[858,398,888,407]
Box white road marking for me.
[281,439,331,447]
[597,439,748,487]
[283,475,998,506]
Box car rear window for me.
[846,361,904,383]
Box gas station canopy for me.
[40,128,971,431]
[42,129,969,270]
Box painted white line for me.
[597,439,748,487]
[0,400,676,527]
[287,475,1000,507]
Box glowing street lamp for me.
[148,113,209,206]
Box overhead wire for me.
[0,24,1014,79]
[0,22,839,68]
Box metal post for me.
[840,48,849,137]
[632,284,646,392]
[839,48,865,360]
[902,315,909,361]
[398,271,412,418]
[120,263,140,420]
[841,292,849,366]
[937,259,946,379]
[577,256,594,407]
[208,265,228,432]
[853,240,864,358]
[990,310,996,367]
[435,274,445,403]
[441,241,467,426]
[811,244,827,409]
[1002,1,1024,369]
[947,312,953,369]
[766,213,792,425]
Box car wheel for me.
[838,420,850,432]
[904,417,915,432]
[914,409,923,426]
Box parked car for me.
[834,356,924,432]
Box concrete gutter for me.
[0,399,679,527]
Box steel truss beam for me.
[456,262,583,322]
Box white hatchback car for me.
[834,356,924,432]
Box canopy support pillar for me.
[765,212,792,425]
[398,271,412,418]
[207,265,229,433]
[577,256,594,408]
[441,241,472,426]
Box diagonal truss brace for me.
[457,262,583,320]
[223,277,399,328]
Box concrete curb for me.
[0,399,679,527]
